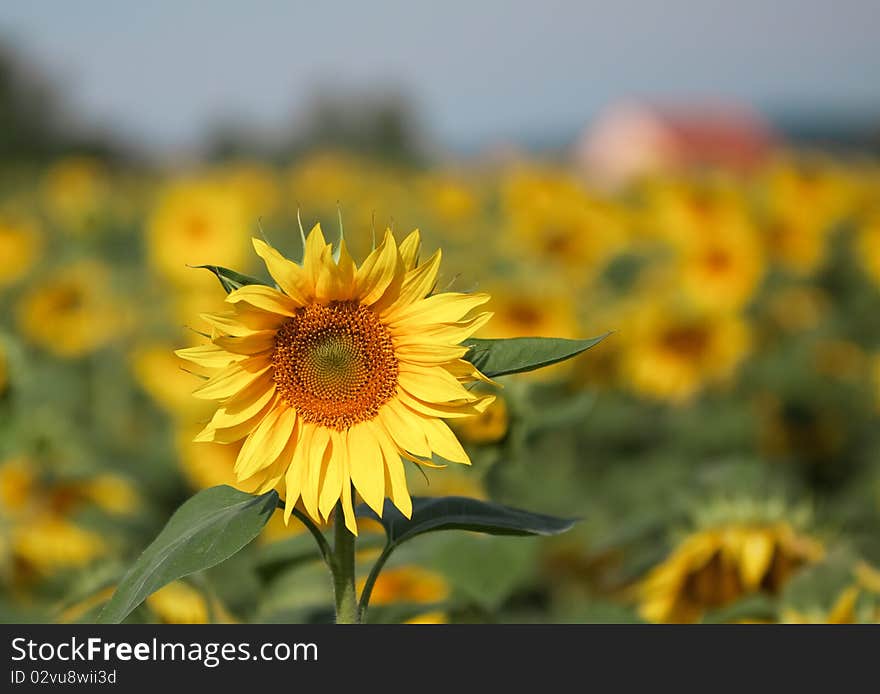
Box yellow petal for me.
[200,309,282,337]
[194,392,279,444]
[398,363,476,404]
[371,421,412,519]
[377,399,432,458]
[226,284,299,317]
[341,474,357,535]
[397,389,495,419]
[381,250,441,317]
[283,428,307,523]
[318,430,345,520]
[418,415,471,465]
[398,229,421,271]
[355,229,399,306]
[304,224,336,301]
[739,532,775,589]
[213,330,277,356]
[303,425,330,521]
[234,405,296,479]
[347,423,385,516]
[175,344,243,368]
[209,377,277,429]
[388,292,491,329]
[192,358,272,400]
[252,238,311,304]
[328,238,357,301]
[395,343,470,364]
[391,312,493,347]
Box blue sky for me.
[1,1,877,152]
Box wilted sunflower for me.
[177,225,494,534]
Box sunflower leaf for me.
[97,486,277,624]
[192,265,270,294]
[462,334,612,378]
[358,496,576,548]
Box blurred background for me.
[2,1,880,624]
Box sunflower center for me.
[271,301,398,430]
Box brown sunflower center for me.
[271,300,398,430]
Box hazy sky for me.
[1,1,878,152]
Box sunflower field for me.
[2,145,880,625]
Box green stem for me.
[358,544,393,621]
[275,498,333,570]
[331,501,360,624]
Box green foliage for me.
[97,486,277,623]
[359,496,576,545]
[464,334,610,377]
[193,265,269,293]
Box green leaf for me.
[463,334,611,378]
[192,265,269,294]
[359,496,576,548]
[97,486,277,624]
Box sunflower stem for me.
[331,502,360,624]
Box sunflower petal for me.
[398,229,421,271]
[226,284,299,317]
[175,344,243,368]
[355,229,399,306]
[398,363,477,404]
[252,238,311,304]
[371,421,412,518]
[318,430,345,520]
[234,405,296,479]
[347,423,385,516]
[418,415,471,465]
[192,358,271,400]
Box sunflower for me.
[177,225,494,534]
[855,211,880,288]
[356,565,450,607]
[640,521,824,624]
[673,214,765,313]
[146,581,211,624]
[619,295,751,403]
[0,212,42,288]
[451,395,509,444]
[147,178,252,286]
[16,261,126,358]
[41,156,109,234]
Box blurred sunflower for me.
[131,344,215,418]
[619,296,751,403]
[147,178,252,286]
[674,216,765,313]
[357,565,450,607]
[501,168,625,282]
[146,581,210,624]
[0,213,42,289]
[640,516,824,623]
[451,395,509,444]
[174,424,241,491]
[177,225,495,534]
[213,162,281,219]
[41,156,109,234]
[16,260,126,358]
[854,211,880,288]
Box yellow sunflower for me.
[177,225,494,534]
[0,212,42,288]
[640,522,824,624]
[16,260,126,358]
[619,296,751,403]
[147,178,252,286]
